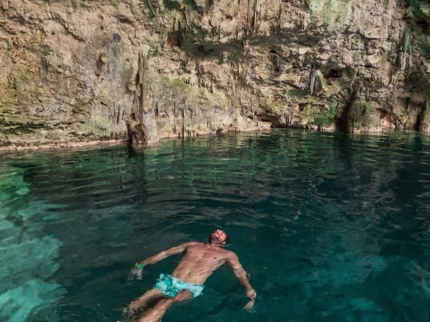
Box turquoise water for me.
[1,130,430,322]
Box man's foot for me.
[123,305,144,322]
[137,308,163,322]
[129,299,142,311]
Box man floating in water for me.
[127,229,257,322]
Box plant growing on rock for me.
[314,104,337,128]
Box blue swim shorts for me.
[154,273,204,298]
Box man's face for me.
[212,230,227,243]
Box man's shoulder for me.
[218,248,238,259]
[186,241,203,247]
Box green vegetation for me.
[347,101,377,131]
[409,0,430,18]
[285,89,309,100]
[409,1,430,53]
[209,92,220,101]
[1,122,48,135]
[163,0,181,11]
[161,75,170,84]
[268,100,283,113]
[172,78,191,90]
[198,87,207,100]
[349,101,363,131]
[314,103,336,127]
[78,114,112,137]
[362,102,381,129]
[410,27,430,53]
[184,0,201,12]
[29,31,44,44]
[307,0,347,30]
[142,0,156,18]
[70,0,81,9]
[364,102,373,113]
[307,0,324,13]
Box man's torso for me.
[171,243,232,285]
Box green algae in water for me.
[1,130,430,321]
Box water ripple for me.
[1,130,430,322]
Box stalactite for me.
[252,0,259,31]
[276,3,283,34]
[138,52,147,123]
[301,11,308,30]
[335,74,362,133]
[116,105,121,125]
[407,45,412,77]
[309,63,316,95]
[146,0,156,17]
[400,52,407,71]
[246,0,251,33]
[400,28,410,71]
[251,99,255,122]
[346,79,363,132]
[181,104,185,138]
[127,51,148,145]
[402,28,410,53]
[251,0,263,34]
[425,100,430,132]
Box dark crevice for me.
[415,102,427,132]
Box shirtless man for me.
[127,230,257,322]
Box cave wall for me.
[1,0,430,148]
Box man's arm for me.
[138,242,197,267]
[226,253,257,303]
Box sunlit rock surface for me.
[1,0,430,148]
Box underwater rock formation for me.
[0,167,65,322]
[1,0,430,148]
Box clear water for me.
[1,130,430,322]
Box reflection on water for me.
[1,130,430,322]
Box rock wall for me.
[1,0,430,148]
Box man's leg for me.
[137,291,192,322]
[128,288,165,315]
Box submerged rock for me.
[0,280,65,322]
[0,167,65,322]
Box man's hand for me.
[244,299,255,311]
[244,288,256,311]
[246,288,256,301]
[128,263,144,281]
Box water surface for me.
[1,130,430,322]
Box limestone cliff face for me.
[1,0,430,148]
